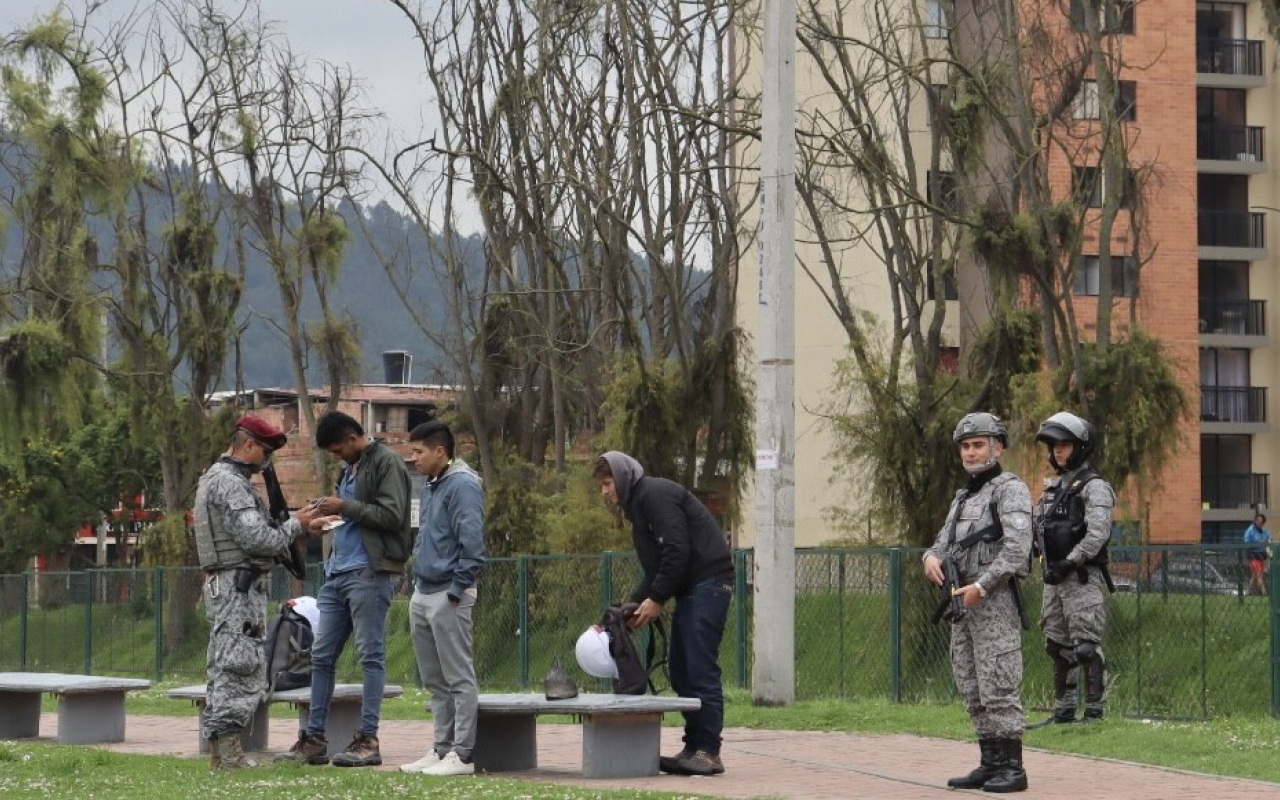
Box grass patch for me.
[0,742,699,799]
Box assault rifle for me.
[262,459,307,581]
[931,556,967,625]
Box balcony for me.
[1196,38,1264,77]
[1201,386,1267,423]
[1200,299,1266,336]
[1201,472,1269,511]
[1198,210,1265,249]
[1197,124,1264,162]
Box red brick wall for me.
[1040,2,1201,542]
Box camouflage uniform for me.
[195,457,301,741]
[926,469,1033,739]
[1036,472,1115,721]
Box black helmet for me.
[1035,411,1095,472]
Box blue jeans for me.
[669,575,732,755]
[307,567,394,738]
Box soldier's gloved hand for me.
[1043,561,1065,586]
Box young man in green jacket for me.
[280,411,412,768]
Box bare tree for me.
[348,0,756,528]
[791,0,1186,543]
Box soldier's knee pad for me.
[1074,641,1100,661]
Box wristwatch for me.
[975,581,988,598]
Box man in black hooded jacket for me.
[594,451,734,777]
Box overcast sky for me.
[0,0,432,145]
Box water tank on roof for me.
[382,350,413,384]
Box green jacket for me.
[337,438,413,573]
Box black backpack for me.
[264,602,314,693]
[600,603,668,695]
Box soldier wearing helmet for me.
[1030,411,1116,728]
[923,412,1033,793]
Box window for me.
[1070,0,1135,35]
[1072,166,1136,209]
[1073,255,1137,297]
[927,82,947,128]
[925,260,959,301]
[925,0,948,38]
[927,170,959,213]
[1073,79,1137,121]
[940,346,960,375]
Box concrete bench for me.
[168,683,403,753]
[474,693,700,778]
[0,672,151,745]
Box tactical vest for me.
[1038,468,1108,566]
[194,460,258,571]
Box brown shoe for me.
[675,750,724,776]
[331,732,382,767]
[660,747,694,774]
[276,730,329,765]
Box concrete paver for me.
[35,711,1280,799]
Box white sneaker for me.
[399,750,441,773]
[423,750,475,776]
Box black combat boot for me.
[947,738,1000,789]
[982,738,1028,793]
[1027,708,1075,729]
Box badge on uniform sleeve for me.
[1007,512,1031,530]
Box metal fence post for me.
[735,549,747,689]
[19,571,29,670]
[1135,572,1143,717]
[838,551,846,697]
[600,551,613,611]
[517,555,529,688]
[1271,542,1280,718]
[154,567,165,683]
[84,569,95,675]
[889,548,902,703]
[1199,548,1209,719]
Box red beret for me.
[235,415,288,451]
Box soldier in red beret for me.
[194,415,328,771]
[235,415,289,451]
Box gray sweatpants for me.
[409,587,479,758]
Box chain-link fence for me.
[1,544,1276,719]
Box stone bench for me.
[0,672,151,745]
[474,693,700,778]
[168,683,404,753]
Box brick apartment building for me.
[735,0,1277,547]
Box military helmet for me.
[1035,411,1095,470]
[543,656,579,700]
[952,412,1009,447]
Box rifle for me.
[931,556,967,625]
[262,460,307,581]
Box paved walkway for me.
[38,711,1280,799]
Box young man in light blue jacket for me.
[400,421,486,777]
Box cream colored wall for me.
[734,1,958,548]
[1249,2,1279,498]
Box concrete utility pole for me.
[753,0,796,705]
